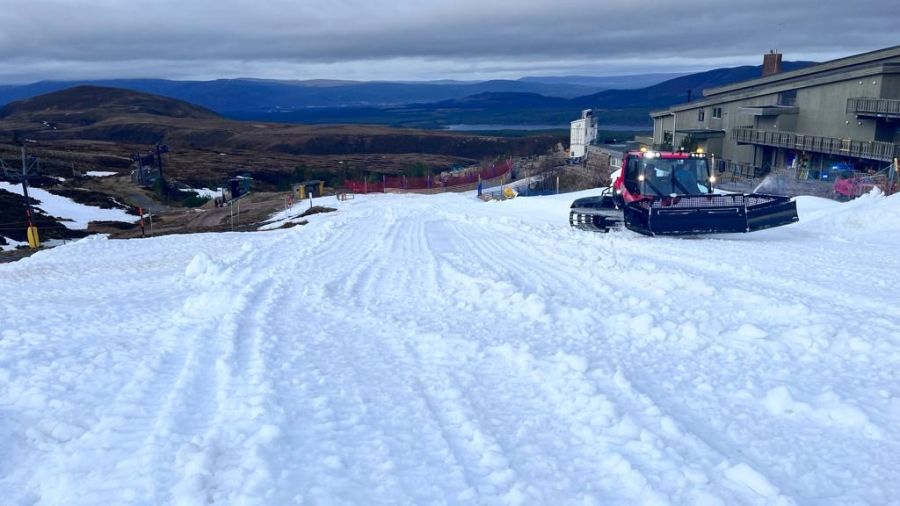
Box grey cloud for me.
[0,0,896,82]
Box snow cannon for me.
[570,150,798,236]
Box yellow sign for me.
[26,226,40,249]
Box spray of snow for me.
[752,173,791,195]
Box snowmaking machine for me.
[570,148,798,235]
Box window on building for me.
[712,107,723,119]
[778,90,797,106]
[698,109,705,122]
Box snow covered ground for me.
[1,189,899,505]
[0,236,26,252]
[0,182,136,229]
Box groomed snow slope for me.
[1,190,899,505]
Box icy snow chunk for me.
[724,463,779,497]
[734,324,768,340]
[763,386,884,439]
[659,416,682,437]
[185,253,217,278]
[518,293,548,322]
[35,418,86,442]
[825,403,869,427]
[681,467,709,485]
[554,351,588,373]
[183,252,227,285]
[628,314,654,334]
[764,386,808,415]
[678,321,699,341]
[252,423,281,445]
[488,343,534,370]
[171,439,215,506]
[626,313,667,341]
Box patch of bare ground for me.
[107,191,292,238]
[278,220,308,229]
[300,206,337,217]
[0,247,39,264]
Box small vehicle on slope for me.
[570,149,799,235]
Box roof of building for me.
[651,45,900,117]
[705,45,900,97]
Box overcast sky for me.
[0,0,896,83]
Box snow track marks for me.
[2,192,899,505]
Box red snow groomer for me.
[570,148,798,235]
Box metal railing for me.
[732,127,899,161]
[716,159,766,179]
[847,97,900,117]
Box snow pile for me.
[259,202,307,230]
[180,188,223,199]
[1,189,898,504]
[260,198,338,230]
[85,171,118,177]
[763,385,883,439]
[795,188,900,236]
[0,182,136,229]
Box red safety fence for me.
[345,160,513,194]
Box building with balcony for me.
[651,46,900,179]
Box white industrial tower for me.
[569,109,598,159]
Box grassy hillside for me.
[0,86,562,188]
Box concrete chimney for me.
[763,50,782,77]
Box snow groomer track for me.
[2,189,899,505]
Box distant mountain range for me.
[518,73,690,88]
[227,61,817,129]
[0,74,682,113]
[0,63,815,130]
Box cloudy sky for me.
[0,0,896,83]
